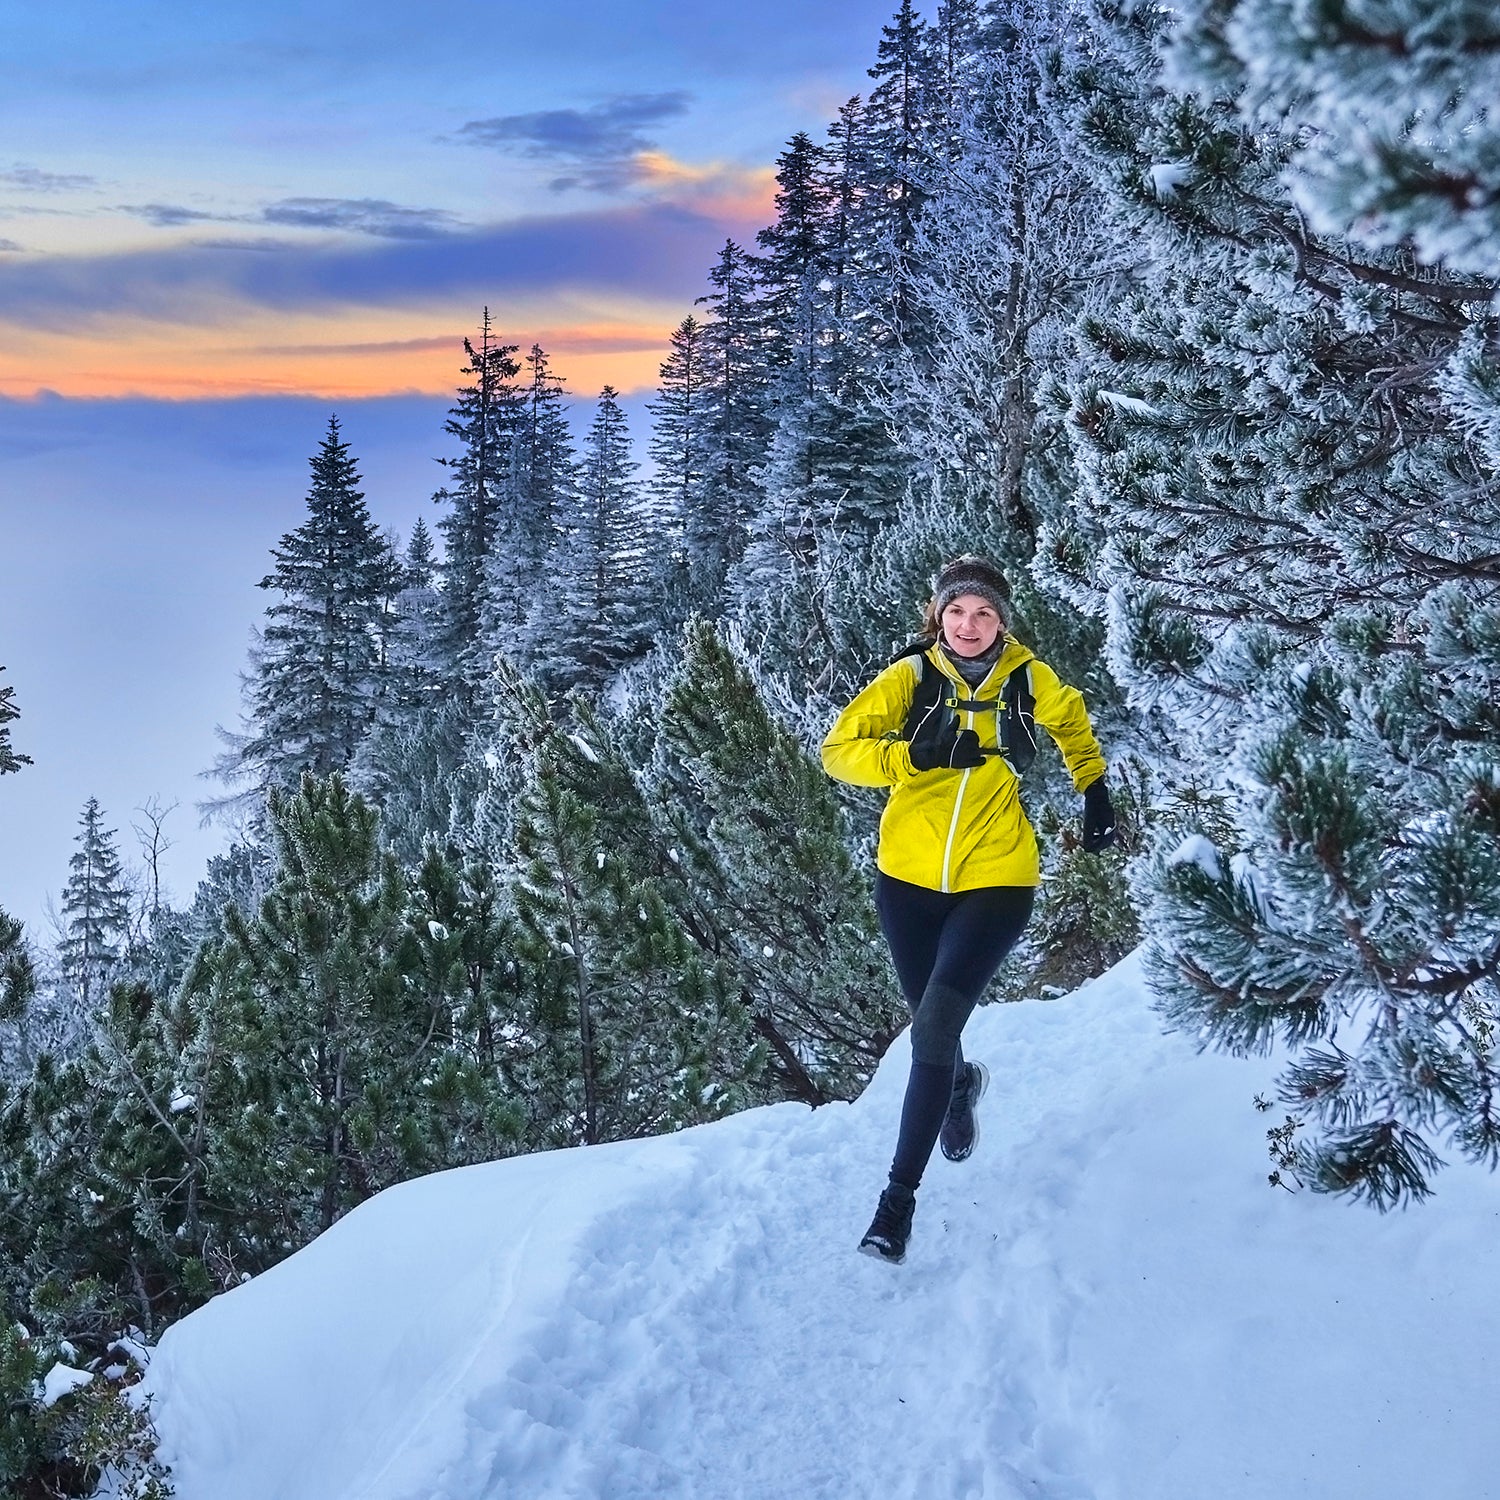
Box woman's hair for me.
[922,554,1012,638]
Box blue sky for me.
[0,0,906,937]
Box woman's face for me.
[941,593,1002,658]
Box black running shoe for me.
[939,1060,989,1163]
[858,1184,916,1264]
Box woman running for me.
[821,555,1116,1263]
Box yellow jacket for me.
[821,639,1107,891]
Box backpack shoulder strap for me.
[999,663,1037,772]
[900,649,945,743]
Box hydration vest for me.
[897,643,1038,773]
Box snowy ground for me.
[143,953,1498,1500]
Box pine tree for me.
[1,910,36,1045]
[654,621,906,1103]
[540,387,657,690]
[213,416,391,804]
[1165,0,1500,280]
[405,843,526,1089]
[500,668,757,1144]
[57,798,132,1010]
[0,667,30,775]
[196,774,514,1245]
[1050,0,1500,1206]
[433,310,524,698]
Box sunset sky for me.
[0,0,904,933]
[0,0,898,400]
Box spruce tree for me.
[754,132,832,387]
[690,240,772,609]
[481,343,577,671]
[861,0,933,346]
[214,416,391,804]
[540,386,657,690]
[57,798,133,1010]
[433,310,524,698]
[647,315,710,623]
[353,700,490,871]
[734,90,914,652]
[382,517,447,715]
[351,517,479,861]
[923,0,984,145]
[821,94,869,387]
[0,667,30,775]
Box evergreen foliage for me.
[1,908,36,1031]
[213,416,391,806]
[481,342,577,672]
[1164,0,1500,278]
[688,241,773,607]
[862,0,932,346]
[1054,0,1500,1205]
[888,0,1117,543]
[0,665,30,775]
[377,517,446,719]
[57,798,133,1011]
[499,664,759,1143]
[655,621,905,1103]
[0,1313,169,1499]
[432,310,524,698]
[539,386,657,690]
[648,315,711,624]
[352,698,491,871]
[199,774,519,1246]
[42,2,1500,1441]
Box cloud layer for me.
[0,201,727,331]
[119,196,463,239]
[1,164,98,193]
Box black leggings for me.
[874,872,1034,1192]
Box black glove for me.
[1082,778,1117,852]
[909,727,986,772]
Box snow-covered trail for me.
[145,955,1499,1500]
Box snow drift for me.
[143,953,1497,1499]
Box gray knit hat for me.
[932,554,1012,626]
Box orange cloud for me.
[629,151,778,225]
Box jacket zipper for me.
[940,766,971,892]
[939,655,1004,892]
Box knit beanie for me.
[931,554,1012,627]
